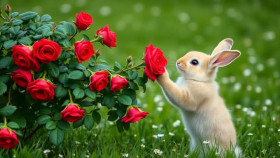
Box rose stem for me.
[42,70,47,80]
[68,28,79,41]
[90,35,103,43]
[68,89,74,103]
[6,88,11,105]
[117,62,145,73]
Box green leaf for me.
[68,70,83,80]
[19,11,38,21]
[0,57,13,69]
[8,122,20,129]
[116,119,125,132]
[129,81,139,90]
[0,75,10,83]
[82,34,90,41]
[12,19,23,25]
[108,110,118,121]
[58,73,68,84]
[73,117,84,128]
[48,62,59,78]
[59,66,68,73]
[3,40,17,49]
[116,107,127,118]
[85,89,96,100]
[92,111,101,124]
[46,121,56,130]
[62,22,75,36]
[0,105,17,116]
[128,70,138,80]
[19,37,32,45]
[92,64,114,72]
[103,95,115,108]
[11,12,19,18]
[0,82,7,95]
[41,14,52,22]
[12,115,26,128]
[73,88,85,99]
[118,95,132,106]
[49,128,64,146]
[84,115,94,129]
[55,84,67,98]
[58,120,71,130]
[38,115,51,125]
[39,107,51,115]
[53,113,61,121]
[114,61,122,71]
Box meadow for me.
[0,0,280,157]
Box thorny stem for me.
[7,88,11,105]
[3,117,7,127]
[87,68,94,75]
[90,36,103,43]
[68,89,74,103]
[117,62,145,73]
[68,28,79,41]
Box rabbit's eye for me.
[190,59,199,66]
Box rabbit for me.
[156,38,241,155]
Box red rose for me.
[96,25,117,47]
[26,79,56,101]
[121,107,149,123]
[11,69,33,88]
[60,104,85,122]
[110,75,129,92]
[89,71,109,92]
[32,39,61,63]
[75,11,93,30]
[11,45,40,72]
[0,128,19,149]
[74,40,95,63]
[144,44,167,81]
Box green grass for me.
[1,0,280,157]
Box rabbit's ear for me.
[209,50,241,69]
[211,38,233,56]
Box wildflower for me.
[261,125,266,128]
[169,132,175,136]
[248,133,253,136]
[154,149,163,155]
[141,144,146,148]
[265,99,272,106]
[157,134,164,138]
[122,153,129,157]
[152,125,158,129]
[43,149,51,154]
[173,120,181,127]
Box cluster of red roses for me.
[0,10,153,149]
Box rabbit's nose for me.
[176,62,181,66]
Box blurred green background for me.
[1,0,280,157]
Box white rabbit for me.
[156,38,241,155]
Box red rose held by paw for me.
[11,69,33,88]
[11,45,40,71]
[121,107,149,123]
[89,71,109,92]
[74,40,95,63]
[26,79,56,101]
[96,25,117,47]
[75,11,93,30]
[144,44,167,81]
[61,104,85,122]
[110,75,129,92]
[0,128,19,149]
[32,39,61,63]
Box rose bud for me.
[11,69,33,88]
[126,56,132,63]
[110,75,129,92]
[26,79,56,101]
[32,39,61,63]
[75,11,93,30]
[144,44,167,81]
[89,71,109,92]
[121,107,149,123]
[11,45,40,72]
[61,104,85,122]
[96,25,117,47]
[0,128,19,149]
[74,40,95,63]
[5,5,11,14]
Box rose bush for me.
[0,6,168,148]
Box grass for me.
[1,0,280,157]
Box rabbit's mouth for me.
[176,63,185,72]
